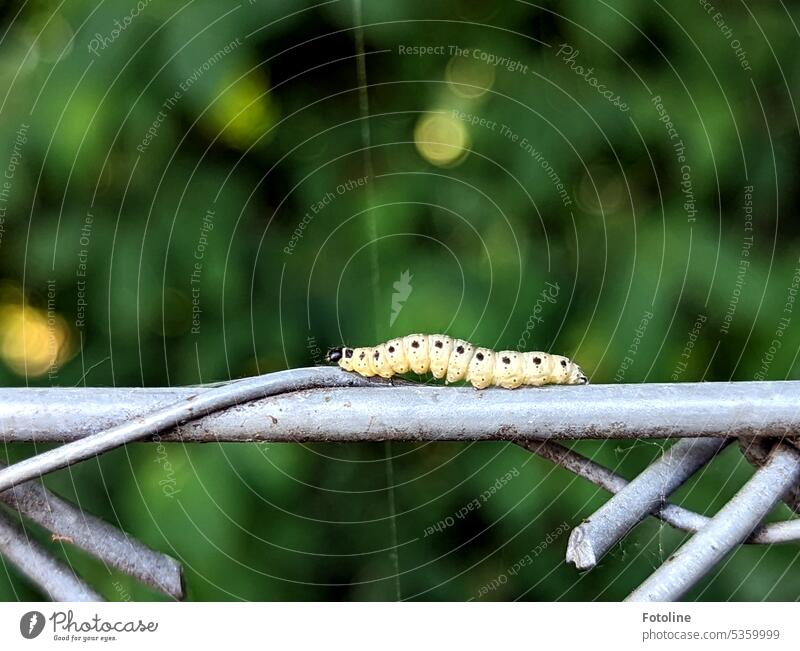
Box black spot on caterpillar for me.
[326,333,588,389]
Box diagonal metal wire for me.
[0,507,102,601]
[517,439,800,544]
[0,462,183,599]
[625,443,800,602]
[565,437,731,570]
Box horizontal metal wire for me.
[0,368,382,493]
[1,373,799,443]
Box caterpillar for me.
[326,334,588,389]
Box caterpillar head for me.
[327,346,355,370]
[326,347,344,363]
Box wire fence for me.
[0,368,798,602]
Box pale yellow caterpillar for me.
[326,333,588,389]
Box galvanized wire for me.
[566,438,731,569]
[518,440,800,544]
[1,376,799,443]
[626,443,800,602]
[0,463,183,599]
[0,507,102,601]
[1,370,799,602]
[0,368,383,493]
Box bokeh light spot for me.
[0,301,74,378]
[206,70,277,150]
[446,55,495,98]
[414,111,470,167]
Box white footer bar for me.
[1,602,797,650]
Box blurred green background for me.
[0,0,798,601]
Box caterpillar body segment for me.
[522,352,549,386]
[351,347,373,377]
[384,338,409,374]
[428,335,454,378]
[371,344,394,378]
[445,339,474,383]
[495,350,523,389]
[467,347,495,389]
[404,333,430,374]
[326,333,588,389]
